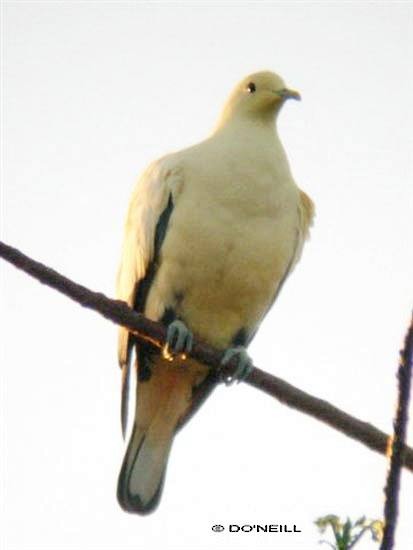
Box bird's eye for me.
[246,82,256,94]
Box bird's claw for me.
[163,320,193,360]
[220,346,253,386]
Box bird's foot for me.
[162,320,193,361]
[220,346,253,386]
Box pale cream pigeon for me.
[116,70,314,514]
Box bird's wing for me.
[278,189,315,287]
[293,189,315,266]
[116,156,182,435]
[253,188,315,337]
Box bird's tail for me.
[117,356,204,514]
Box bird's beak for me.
[276,88,301,101]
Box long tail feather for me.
[117,354,210,514]
[117,417,172,514]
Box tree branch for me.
[380,314,413,549]
[1,239,412,472]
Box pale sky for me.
[1,2,412,549]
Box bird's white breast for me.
[145,133,301,349]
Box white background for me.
[1,2,412,549]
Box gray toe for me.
[166,320,193,355]
[221,346,253,385]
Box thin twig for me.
[1,239,413,472]
[380,314,413,549]
[348,526,371,549]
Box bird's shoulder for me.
[297,189,315,239]
[134,153,184,196]
[131,138,214,204]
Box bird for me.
[116,70,314,514]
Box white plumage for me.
[116,70,314,514]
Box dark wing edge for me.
[117,157,180,438]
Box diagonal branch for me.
[1,239,412,472]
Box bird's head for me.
[217,70,300,128]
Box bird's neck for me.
[212,113,279,146]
